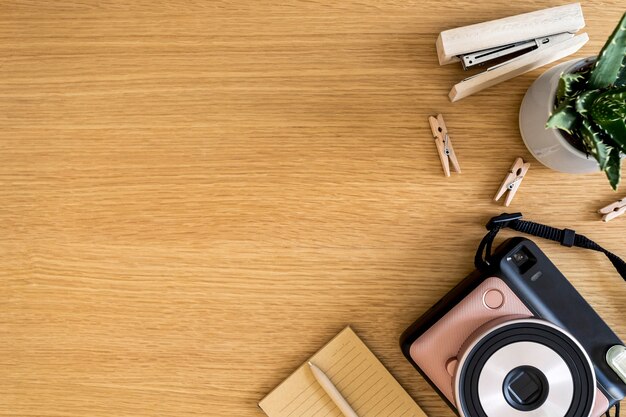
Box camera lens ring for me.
[454,318,596,417]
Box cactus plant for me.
[546,12,626,190]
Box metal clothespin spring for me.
[443,134,451,156]
[507,176,524,190]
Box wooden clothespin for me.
[599,197,626,222]
[494,157,530,207]
[428,114,461,177]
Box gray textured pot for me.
[519,57,600,174]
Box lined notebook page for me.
[259,327,426,417]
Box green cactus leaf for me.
[575,90,602,116]
[589,12,626,89]
[617,55,626,87]
[599,120,626,154]
[599,86,626,101]
[591,99,623,123]
[546,100,578,133]
[593,86,626,119]
[604,147,622,190]
[556,70,589,104]
[590,87,626,154]
[580,119,610,170]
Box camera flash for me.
[530,271,542,282]
[607,345,626,384]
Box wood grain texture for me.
[0,1,625,416]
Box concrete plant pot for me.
[519,57,600,174]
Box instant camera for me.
[401,216,626,417]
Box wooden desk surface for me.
[1,1,625,416]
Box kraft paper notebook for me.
[259,326,427,417]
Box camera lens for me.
[503,365,549,411]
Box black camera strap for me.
[607,403,621,417]
[475,213,626,282]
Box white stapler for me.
[437,3,589,102]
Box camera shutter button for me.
[483,289,504,309]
